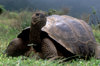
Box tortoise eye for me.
[36,13,40,16]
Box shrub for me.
[48,8,70,15]
[0,5,6,14]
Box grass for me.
[0,11,100,66]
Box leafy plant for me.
[0,5,6,14]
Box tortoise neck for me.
[29,23,41,44]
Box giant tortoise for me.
[5,12,100,60]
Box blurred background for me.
[0,0,100,17]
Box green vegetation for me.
[0,5,6,14]
[48,8,69,15]
[0,11,100,66]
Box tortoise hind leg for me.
[40,38,61,60]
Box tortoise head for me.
[5,38,30,57]
[31,12,46,28]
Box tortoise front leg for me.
[39,38,60,60]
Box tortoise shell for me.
[42,15,96,56]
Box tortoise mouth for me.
[32,17,45,25]
[31,21,39,25]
